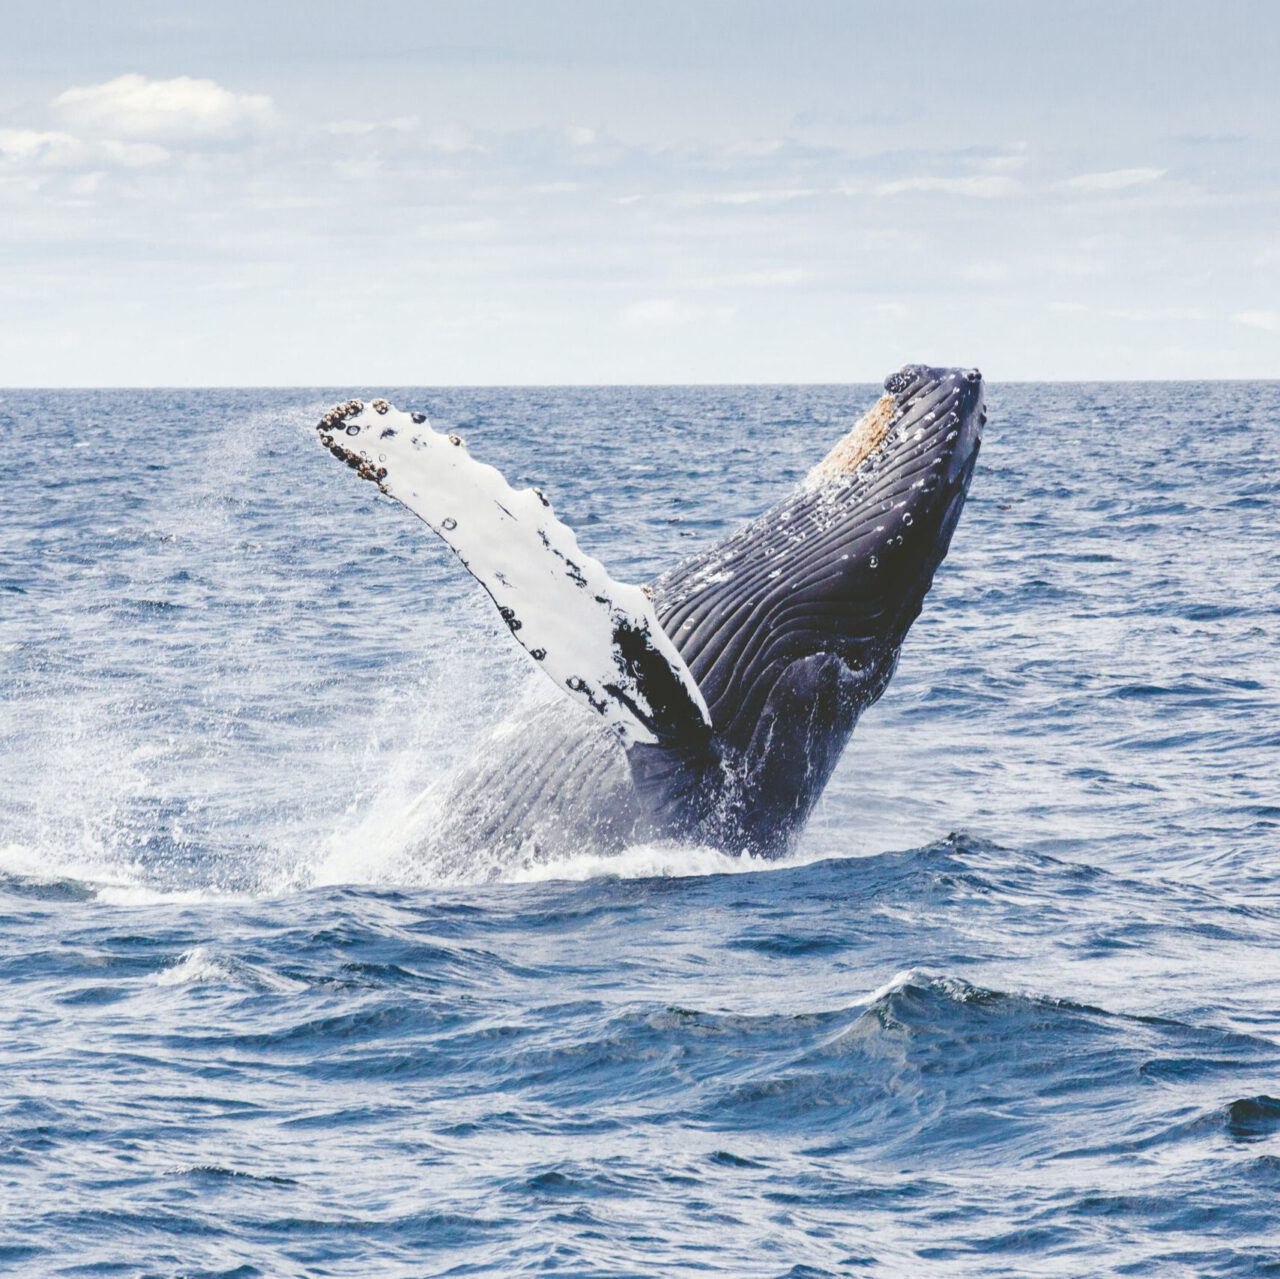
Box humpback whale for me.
[315,364,984,865]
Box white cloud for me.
[0,126,168,169]
[565,125,596,147]
[1063,167,1164,191]
[1233,310,1280,332]
[681,268,814,289]
[963,260,1009,282]
[620,297,734,328]
[1109,306,1205,322]
[978,145,1029,172]
[424,123,477,153]
[52,73,274,142]
[0,128,82,167]
[324,115,421,137]
[875,175,1020,198]
[1050,302,1206,322]
[682,187,821,206]
[100,139,171,167]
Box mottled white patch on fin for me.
[316,399,711,748]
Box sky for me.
[2,0,1278,385]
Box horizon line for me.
[3,376,1279,391]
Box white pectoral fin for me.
[316,399,712,748]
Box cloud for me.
[962,260,1009,282]
[874,302,910,321]
[52,74,274,142]
[681,268,813,289]
[977,146,1029,173]
[875,175,1020,198]
[680,187,821,206]
[0,128,82,167]
[1233,310,1280,332]
[0,126,168,169]
[619,297,734,328]
[1063,167,1165,191]
[320,116,480,155]
[1051,302,1206,322]
[324,115,421,137]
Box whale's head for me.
[660,362,984,681]
[808,362,984,509]
[790,361,985,676]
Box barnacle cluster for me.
[315,400,389,491]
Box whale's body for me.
[316,365,984,867]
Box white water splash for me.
[504,840,837,885]
[151,946,237,986]
[860,967,930,1006]
[151,945,304,991]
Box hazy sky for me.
[3,0,1278,385]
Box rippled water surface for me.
[2,382,1278,1276]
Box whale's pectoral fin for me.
[315,399,713,750]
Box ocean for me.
[1,381,1277,1276]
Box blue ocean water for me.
[1,381,1278,1277]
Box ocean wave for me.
[151,946,305,993]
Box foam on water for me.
[152,945,307,991]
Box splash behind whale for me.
[316,365,984,866]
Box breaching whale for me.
[315,364,984,865]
